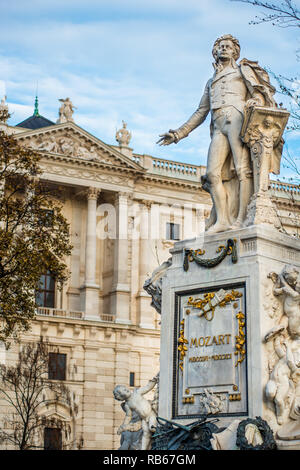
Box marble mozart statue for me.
[158,34,283,233]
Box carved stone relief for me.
[22,129,136,172]
[266,265,300,440]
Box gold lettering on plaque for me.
[190,334,231,348]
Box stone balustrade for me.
[269,180,300,201]
[36,307,84,320]
[133,153,205,182]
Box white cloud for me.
[0,0,298,171]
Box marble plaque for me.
[173,283,248,419]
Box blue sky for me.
[0,0,299,177]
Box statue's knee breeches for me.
[206,170,222,186]
[235,166,252,181]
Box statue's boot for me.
[230,178,252,230]
[207,221,231,233]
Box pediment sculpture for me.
[28,134,101,161]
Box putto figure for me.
[269,265,300,340]
[113,373,159,450]
[157,34,278,233]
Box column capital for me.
[87,187,101,200]
[140,199,153,210]
[113,190,133,205]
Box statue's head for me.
[263,116,273,129]
[113,384,131,401]
[282,265,300,288]
[212,34,240,63]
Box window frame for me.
[48,352,67,381]
[35,271,56,308]
[166,222,180,241]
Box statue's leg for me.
[227,111,253,228]
[274,377,290,425]
[206,130,231,233]
[141,419,151,450]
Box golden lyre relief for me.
[187,289,242,321]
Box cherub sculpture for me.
[268,265,300,339]
[113,373,159,450]
[265,327,300,424]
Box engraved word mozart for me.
[190,334,232,348]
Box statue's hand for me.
[117,425,124,435]
[156,130,177,146]
[246,98,263,109]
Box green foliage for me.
[0,110,72,342]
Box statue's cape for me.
[219,58,280,181]
[239,58,277,108]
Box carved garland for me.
[183,238,238,272]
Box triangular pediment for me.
[15,121,144,172]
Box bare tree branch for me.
[231,0,300,27]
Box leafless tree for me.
[0,339,81,450]
[232,0,300,175]
[231,0,300,28]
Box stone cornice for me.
[39,151,145,175]
[139,172,203,190]
[38,154,207,195]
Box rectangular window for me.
[36,271,55,308]
[48,352,67,381]
[166,222,180,241]
[129,372,135,387]
[44,427,62,450]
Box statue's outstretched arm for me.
[157,80,211,146]
[173,79,211,141]
[139,375,159,395]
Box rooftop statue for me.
[157,34,287,233]
[57,97,76,124]
[0,95,8,123]
[116,120,132,147]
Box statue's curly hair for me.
[212,34,240,62]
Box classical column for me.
[80,187,101,320]
[85,187,99,284]
[137,200,156,329]
[110,192,131,324]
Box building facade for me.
[0,99,299,449]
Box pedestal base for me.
[244,192,281,229]
[159,224,300,444]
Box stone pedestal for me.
[158,225,300,445]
